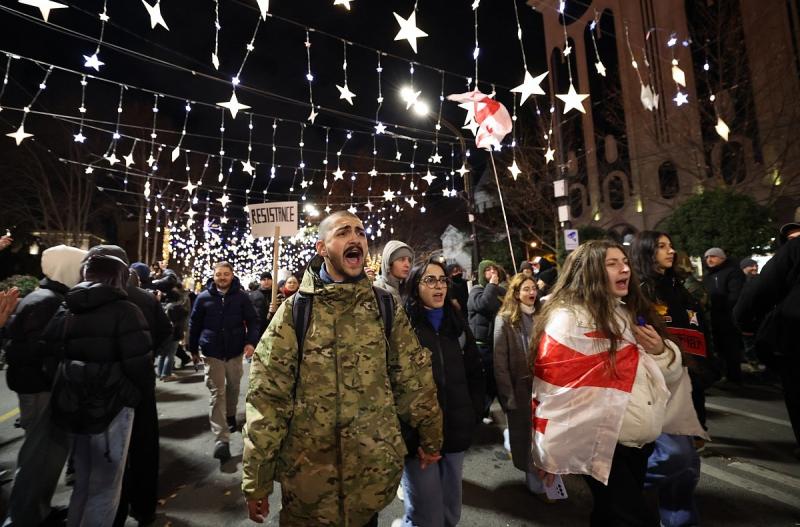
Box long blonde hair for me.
[498,274,539,328]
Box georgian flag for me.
[530,309,669,485]
[446,90,512,151]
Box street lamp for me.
[401,86,481,269]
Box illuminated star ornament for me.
[556,84,590,114]
[456,164,469,177]
[83,53,104,71]
[308,108,318,124]
[183,180,197,193]
[141,0,169,31]
[241,159,255,175]
[715,117,730,141]
[544,146,556,163]
[104,153,120,166]
[508,160,522,180]
[393,11,428,54]
[336,83,356,105]
[218,91,250,119]
[673,91,688,107]
[333,0,352,10]
[124,152,135,166]
[374,122,386,134]
[511,70,548,105]
[640,84,659,112]
[422,170,436,186]
[382,189,395,201]
[217,193,231,207]
[595,61,606,77]
[255,0,269,19]
[6,124,33,145]
[73,131,86,143]
[332,167,345,180]
[430,153,442,164]
[18,0,67,22]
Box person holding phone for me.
[530,240,694,526]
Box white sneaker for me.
[396,484,404,502]
[390,519,403,527]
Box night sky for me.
[0,0,553,236]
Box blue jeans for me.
[68,407,135,527]
[157,340,179,378]
[644,433,700,527]
[401,451,466,527]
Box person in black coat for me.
[401,259,485,527]
[248,271,273,335]
[734,226,800,455]
[445,263,469,317]
[81,244,169,527]
[188,261,259,461]
[5,244,87,430]
[467,259,506,420]
[702,247,745,383]
[45,253,153,526]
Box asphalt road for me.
[1,364,798,526]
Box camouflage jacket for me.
[242,256,443,526]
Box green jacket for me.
[242,256,443,526]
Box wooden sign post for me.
[246,201,299,312]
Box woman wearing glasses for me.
[493,274,551,500]
[400,259,485,527]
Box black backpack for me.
[49,308,130,435]
[291,286,395,394]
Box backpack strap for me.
[372,286,395,341]
[292,292,312,356]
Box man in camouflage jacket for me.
[242,211,443,526]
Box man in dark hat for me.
[248,271,273,335]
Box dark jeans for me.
[688,369,706,429]
[113,394,160,525]
[476,343,496,416]
[583,442,659,527]
[778,354,800,447]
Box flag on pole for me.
[446,90,512,151]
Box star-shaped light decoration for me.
[595,61,607,77]
[6,124,33,145]
[171,146,180,162]
[374,122,386,134]
[715,117,730,141]
[382,189,395,201]
[241,159,255,175]
[406,196,418,208]
[336,84,356,105]
[395,151,402,161]
[430,152,442,164]
[393,11,428,54]
[544,146,556,163]
[324,205,332,214]
[673,91,688,107]
[83,53,104,71]
[217,91,250,119]
[463,119,480,136]
[422,170,436,186]
[456,164,469,177]
[508,160,522,180]
[308,108,318,123]
[141,0,169,30]
[511,70,548,105]
[99,9,109,21]
[185,208,197,218]
[220,216,229,225]
[563,44,572,57]
[332,167,345,180]
[347,205,357,214]
[124,152,135,167]
[640,84,659,112]
[18,0,67,22]
[217,193,231,207]
[85,166,94,174]
[104,153,120,166]
[183,180,197,193]
[255,0,270,19]
[73,131,86,143]
[212,53,220,70]
[365,201,374,211]
[333,0,352,9]
[556,84,590,114]
[368,168,378,177]
[146,154,156,167]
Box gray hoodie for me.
[373,240,414,304]
[41,244,88,288]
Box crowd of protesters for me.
[0,218,798,526]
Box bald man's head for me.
[315,211,367,282]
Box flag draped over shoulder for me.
[530,307,641,485]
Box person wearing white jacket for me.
[531,240,704,527]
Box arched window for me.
[658,161,679,198]
[608,176,625,209]
[721,142,746,185]
[569,187,584,218]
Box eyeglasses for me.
[420,276,450,288]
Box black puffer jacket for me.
[467,283,505,344]
[43,282,153,433]
[126,285,172,351]
[5,278,68,394]
[702,258,745,332]
[405,305,485,453]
